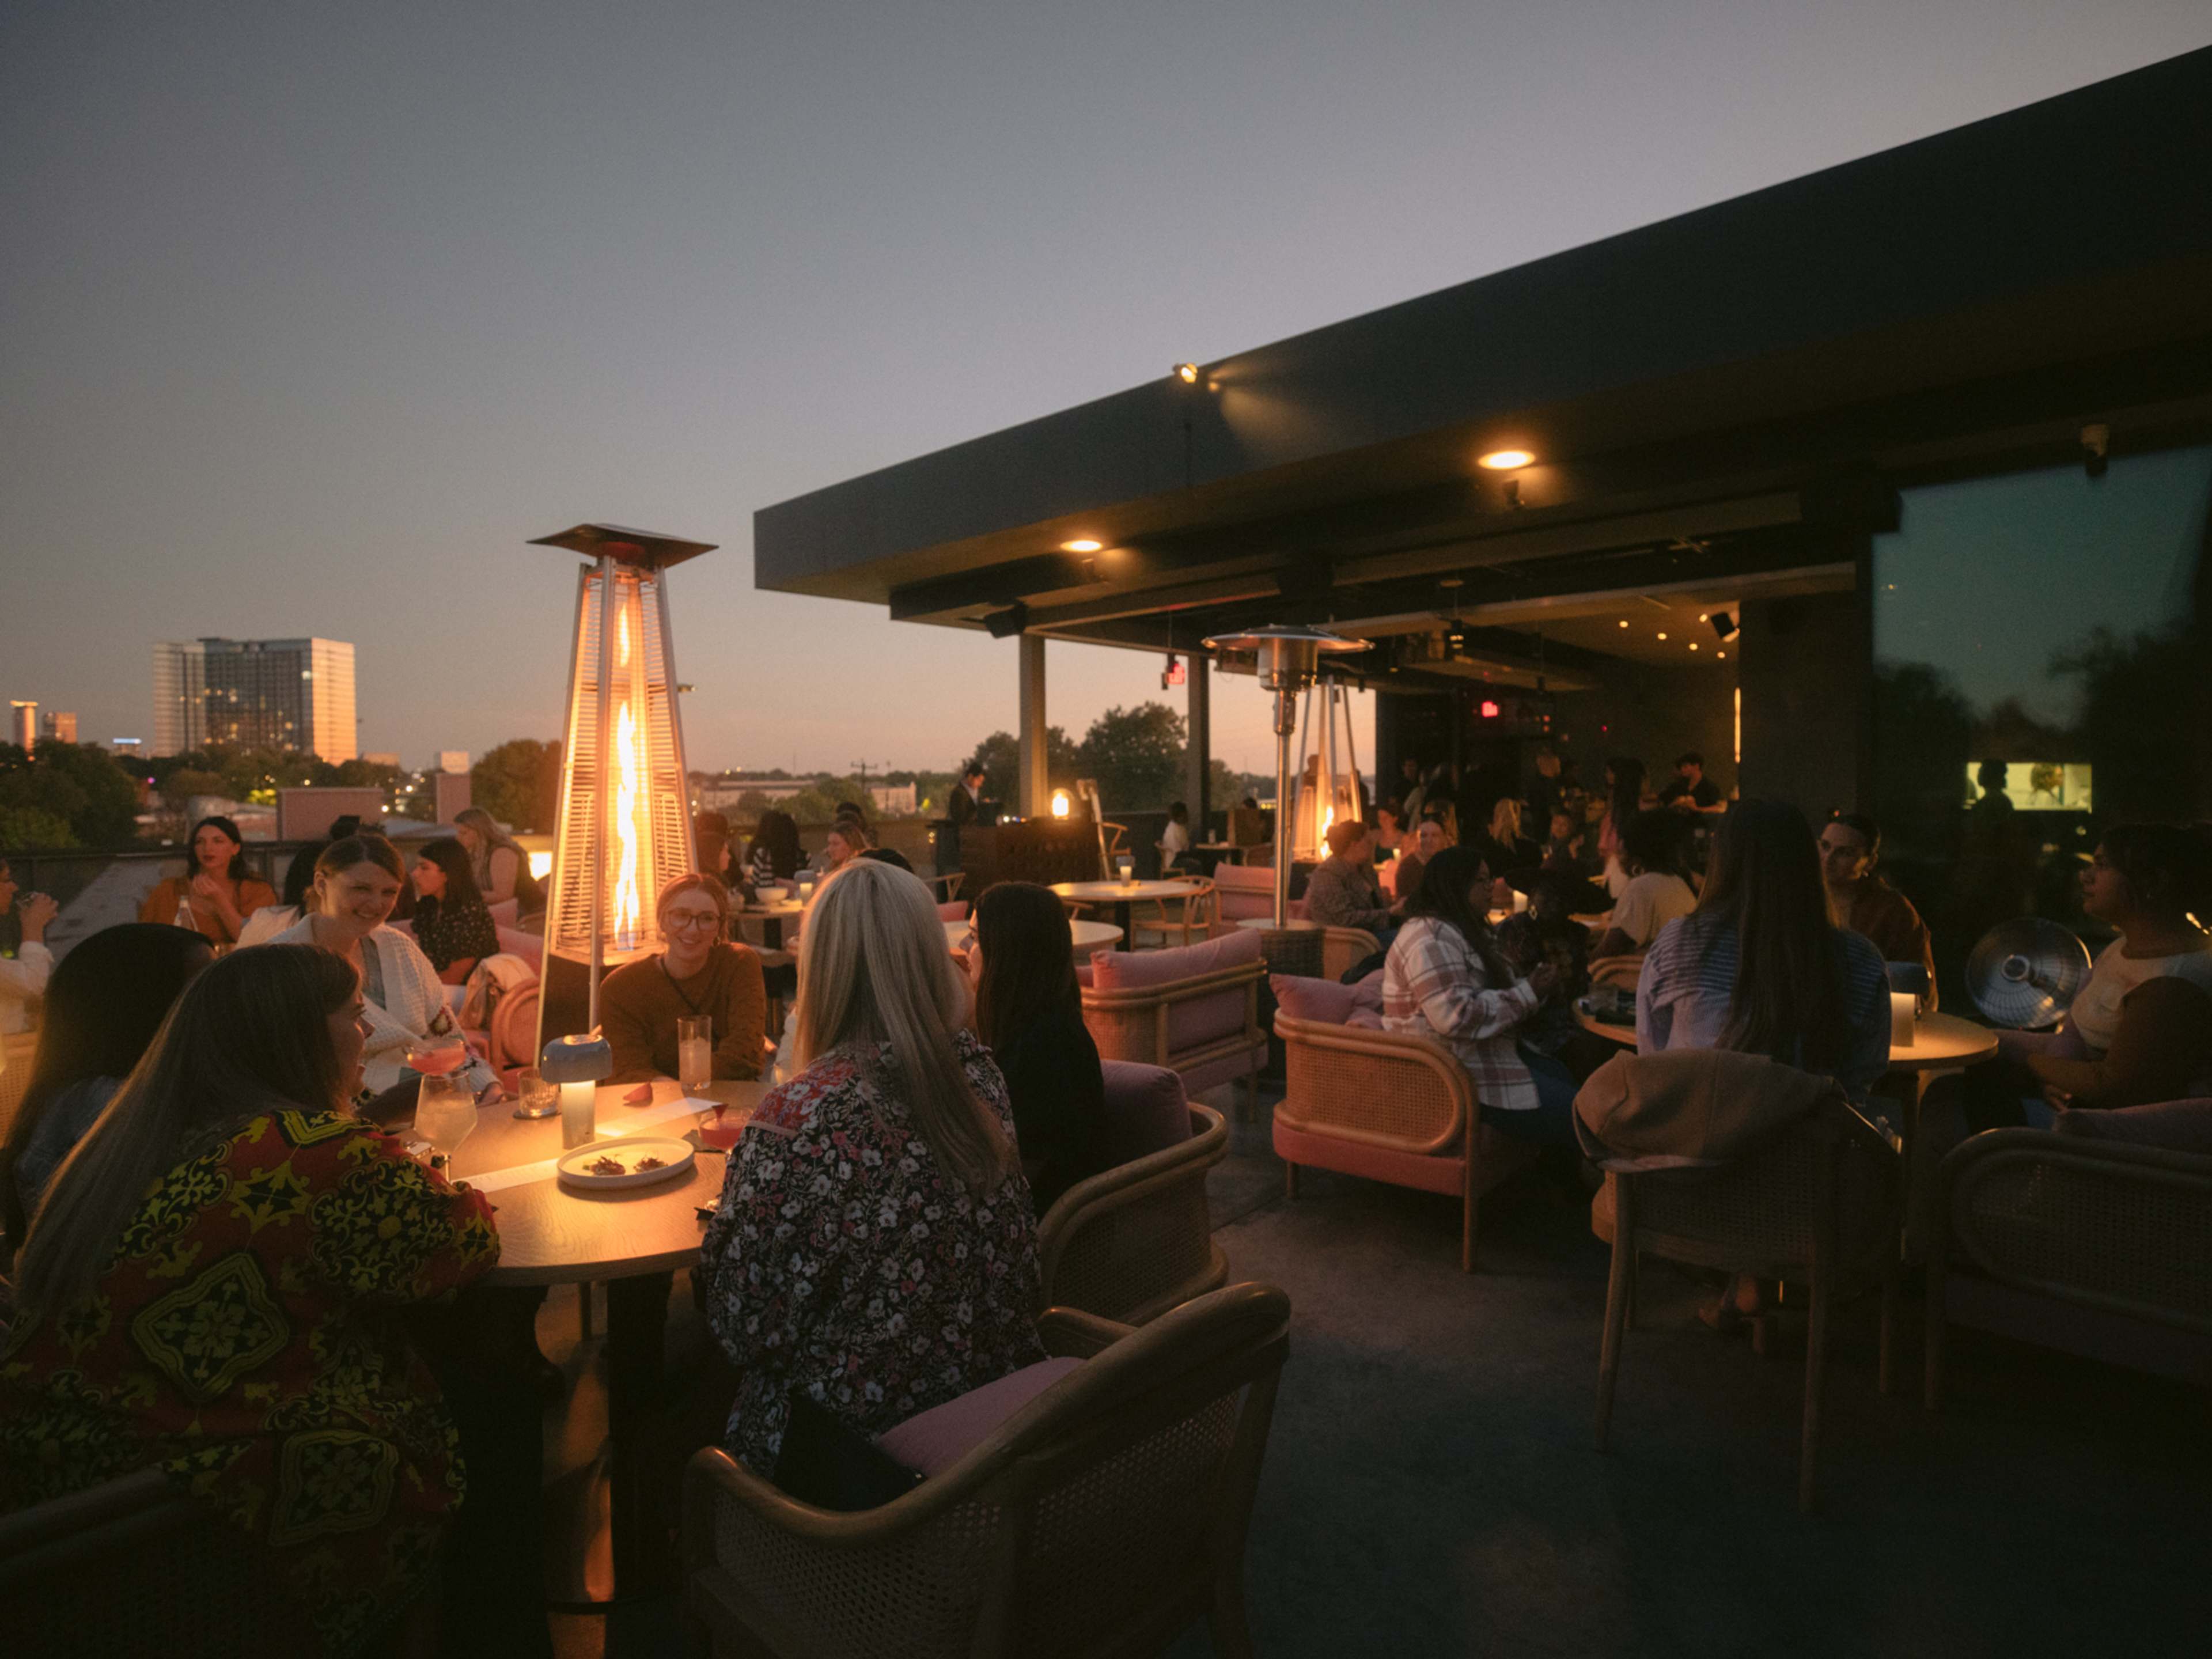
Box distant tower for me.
[39,710,77,745]
[152,637,356,761]
[7,701,34,749]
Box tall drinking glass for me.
[1116,854,1135,883]
[677,1014,713,1094]
[415,1074,478,1172]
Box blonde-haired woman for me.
[699,857,1045,1476]
[0,945,501,1656]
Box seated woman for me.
[0,858,56,1038]
[266,835,488,1116]
[1818,812,1938,1007]
[1592,810,1699,961]
[1382,846,1573,1145]
[744,808,803,890]
[408,836,501,985]
[966,880,1106,1213]
[1953,823,2212,1127]
[1635,798,1891,1104]
[138,814,278,948]
[699,858,1045,1475]
[1388,816,1451,902]
[454,806,544,919]
[0,945,501,1658]
[811,817,869,876]
[3,923,213,1248]
[1472,797,1541,884]
[600,873,767,1084]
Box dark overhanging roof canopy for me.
[753,47,2212,661]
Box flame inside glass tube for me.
[610,594,647,952]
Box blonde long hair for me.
[1488,797,1523,846]
[792,859,1014,1198]
[13,945,360,1322]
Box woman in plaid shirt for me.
[1381,844,1579,1144]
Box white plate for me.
[556,1136,697,1190]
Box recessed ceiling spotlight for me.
[1716,650,1727,660]
[1698,613,1709,623]
[1173,362,1199,384]
[1478,449,1535,471]
[1062,538,1103,553]
[1657,632,1668,641]
[1688,642,1699,651]
[1617,620,1628,629]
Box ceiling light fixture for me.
[1062,538,1103,553]
[1657,632,1668,641]
[1478,449,1534,470]
[1173,362,1199,384]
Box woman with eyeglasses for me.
[599,872,767,1084]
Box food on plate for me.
[587,1155,626,1176]
[634,1155,665,1171]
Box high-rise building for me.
[151,638,358,762]
[40,710,78,745]
[8,701,35,749]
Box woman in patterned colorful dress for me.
[0,945,500,1657]
[699,857,1046,1476]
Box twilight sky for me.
[4,2,2206,776]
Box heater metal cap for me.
[1202,623,1365,691]
[528,523,718,569]
[540,1032,616,1083]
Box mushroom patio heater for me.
[1289,679,1368,865]
[1203,623,1364,925]
[531,522,714,1049]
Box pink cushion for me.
[1096,1061,1192,1168]
[937,902,968,922]
[877,1357,1084,1475]
[1092,928,1263,1054]
[496,925,544,973]
[2054,1097,2212,1154]
[1271,972,1384,1025]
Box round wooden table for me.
[942,917,1122,953]
[1575,1005,1637,1046]
[1883,1011,1998,1072]
[1233,916,1321,931]
[450,1077,764,1603]
[1050,878,1205,951]
[733,899,805,951]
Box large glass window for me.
[1871,445,2210,999]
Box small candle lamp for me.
[541,1032,614,1149]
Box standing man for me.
[938,761,988,877]
[1527,744,1566,827]
[1659,752,1725,816]
[1397,756,1427,828]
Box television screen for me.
[1965,760,2091,812]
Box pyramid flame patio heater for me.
[1203,623,1364,926]
[531,523,715,1054]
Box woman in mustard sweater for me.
[599,873,768,1082]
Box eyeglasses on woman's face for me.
[662,906,723,934]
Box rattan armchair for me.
[0,1466,315,1657]
[1037,1103,1230,1324]
[681,1283,1291,1659]
[1319,926,1380,982]
[1924,1128,2212,1408]
[1592,1095,1903,1512]
[1272,1010,1540,1271]
[1081,957,1268,1116]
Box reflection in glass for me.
[1872,446,2210,1002]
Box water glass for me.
[678,1014,713,1094]
[513,1065,559,1120]
[1116,854,1135,882]
[415,1073,478,1171]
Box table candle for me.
[1890,992,1917,1051]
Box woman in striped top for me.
[1635,798,1891,1104]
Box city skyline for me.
[5,6,2205,777]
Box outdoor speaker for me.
[983,603,1029,639]
[1710,611,1738,641]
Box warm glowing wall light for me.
[1173,362,1199,384]
[1478,449,1535,470]
[1050,789,1071,819]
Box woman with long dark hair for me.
[408,835,501,983]
[744,808,802,886]
[138,814,278,946]
[1635,798,1891,1101]
[965,880,1106,1211]
[1382,844,1574,1143]
[3,923,213,1248]
[0,946,502,1657]
[1596,758,1647,900]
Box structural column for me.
[1017,633,1048,817]
[1184,653,1212,833]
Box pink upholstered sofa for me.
[1271,974,1540,1272]
[1078,929,1268,1113]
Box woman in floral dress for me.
[1,945,499,1657]
[700,857,1046,1474]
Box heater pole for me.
[589,555,615,1032]
[1272,688,1297,927]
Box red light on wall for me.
[1479,699,1501,719]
